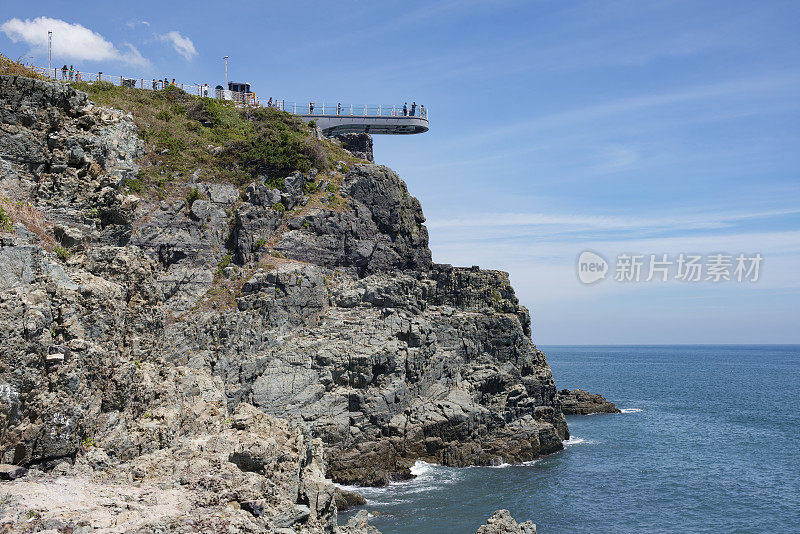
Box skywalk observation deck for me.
[282,103,429,136]
[25,65,429,136]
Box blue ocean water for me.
[339,345,800,533]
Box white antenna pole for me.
[48,31,52,72]
[224,56,229,88]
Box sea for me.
[339,345,800,533]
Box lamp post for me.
[224,56,229,89]
[48,31,52,73]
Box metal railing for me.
[276,102,428,119]
[21,64,428,119]
[27,65,210,96]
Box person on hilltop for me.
[152,79,157,90]
[68,65,74,81]
[172,78,176,87]
[61,65,67,80]
[163,77,168,88]
[403,102,408,116]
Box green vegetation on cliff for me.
[70,81,359,197]
[0,54,45,79]
[1,53,363,201]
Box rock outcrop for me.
[559,389,620,415]
[335,133,373,162]
[1,76,569,530]
[476,510,536,534]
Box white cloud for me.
[1,16,149,67]
[126,20,150,29]
[158,30,196,61]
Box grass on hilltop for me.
[2,53,365,201]
[0,54,46,79]
[68,80,364,199]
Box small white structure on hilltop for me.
[216,81,255,104]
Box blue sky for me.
[3,1,799,344]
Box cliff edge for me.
[0,75,567,530]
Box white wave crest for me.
[620,408,642,414]
[564,436,597,446]
[409,460,437,477]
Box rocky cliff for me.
[0,75,568,529]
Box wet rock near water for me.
[476,510,536,534]
[559,389,621,415]
[335,487,368,511]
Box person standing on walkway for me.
[68,65,74,81]
[420,104,425,118]
[411,101,416,116]
[61,65,68,80]
[337,103,342,115]
[152,79,157,90]
[310,102,315,114]
[403,102,408,116]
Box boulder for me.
[476,510,536,534]
[0,464,26,480]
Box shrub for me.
[273,202,286,215]
[0,206,13,233]
[221,107,329,185]
[124,174,144,193]
[89,80,117,92]
[55,246,70,260]
[156,110,172,122]
[216,253,232,277]
[185,188,201,208]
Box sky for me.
[2,0,799,344]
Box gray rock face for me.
[271,164,432,273]
[0,75,143,248]
[476,510,536,534]
[335,133,374,162]
[1,77,571,530]
[559,389,621,414]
